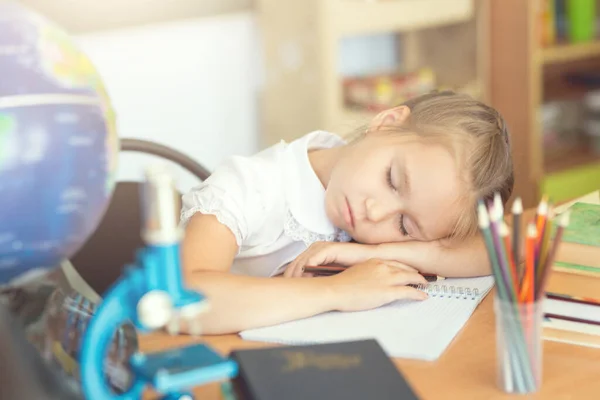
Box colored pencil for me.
[534,199,548,271]
[500,222,519,290]
[520,223,537,303]
[541,211,569,274]
[490,201,517,302]
[494,192,504,214]
[479,201,533,391]
[512,198,523,283]
[544,313,600,327]
[478,202,508,300]
[537,207,554,281]
[479,193,571,393]
[523,223,539,384]
[536,211,569,299]
[547,291,600,307]
[479,201,518,389]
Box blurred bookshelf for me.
[257,0,488,145]
[540,40,600,64]
[544,144,600,174]
[490,0,600,208]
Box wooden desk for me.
[140,272,600,399]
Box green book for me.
[554,261,600,274]
[553,202,600,273]
[560,202,600,247]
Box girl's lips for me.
[344,197,355,229]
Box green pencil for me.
[478,202,505,299]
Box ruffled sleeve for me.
[180,155,272,248]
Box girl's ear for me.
[367,106,411,134]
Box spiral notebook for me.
[240,276,495,361]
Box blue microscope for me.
[79,166,238,400]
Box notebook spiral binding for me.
[410,284,481,300]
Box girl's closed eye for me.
[399,214,409,236]
[387,167,410,237]
[386,167,395,191]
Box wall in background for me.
[21,0,252,33]
[77,13,262,192]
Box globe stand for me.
[79,166,237,400]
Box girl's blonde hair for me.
[363,91,514,240]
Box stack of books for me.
[543,191,600,347]
[552,192,600,278]
[544,288,600,348]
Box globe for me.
[0,2,119,283]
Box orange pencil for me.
[520,223,537,303]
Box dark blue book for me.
[230,339,420,400]
[555,0,567,41]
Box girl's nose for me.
[365,198,399,223]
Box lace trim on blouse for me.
[283,210,352,246]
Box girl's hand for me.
[284,242,374,277]
[285,241,414,278]
[327,259,428,312]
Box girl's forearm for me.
[185,271,337,334]
[374,235,491,277]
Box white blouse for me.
[181,130,352,277]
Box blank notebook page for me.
[240,276,495,361]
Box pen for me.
[546,292,600,307]
[544,313,600,327]
[303,265,445,281]
[423,274,446,282]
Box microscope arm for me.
[80,273,146,400]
